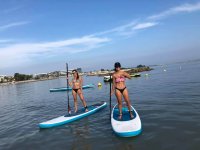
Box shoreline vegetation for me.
[87,66,152,76]
[0,65,153,86]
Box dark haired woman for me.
[69,70,88,113]
[111,62,134,119]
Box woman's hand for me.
[111,90,115,96]
[69,81,72,87]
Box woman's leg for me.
[78,90,88,111]
[123,89,134,118]
[72,90,78,112]
[115,90,123,119]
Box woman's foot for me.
[118,113,122,120]
[74,109,78,113]
[129,111,134,119]
[85,106,88,112]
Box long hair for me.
[72,69,79,80]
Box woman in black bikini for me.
[111,62,134,119]
[69,69,88,113]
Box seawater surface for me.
[0,61,200,150]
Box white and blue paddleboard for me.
[111,103,142,137]
[49,84,94,92]
[39,102,107,128]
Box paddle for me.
[66,63,71,114]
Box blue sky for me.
[0,0,200,75]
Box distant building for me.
[77,68,82,73]
[0,75,14,83]
[0,75,5,82]
[59,71,66,76]
[33,73,48,79]
[0,75,6,78]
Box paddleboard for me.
[39,102,107,128]
[111,103,142,137]
[49,84,94,92]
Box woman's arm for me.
[68,78,72,87]
[124,71,131,79]
[80,77,83,91]
[69,81,72,87]
[111,74,115,95]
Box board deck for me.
[39,102,107,128]
[111,104,142,137]
[49,84,94,92]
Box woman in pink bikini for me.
[111,62,134,119]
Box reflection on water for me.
[0,61,200,150]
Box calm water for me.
[0,61,200,150]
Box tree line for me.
[14,73,33,81]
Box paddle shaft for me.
[66,63,71,114]
[109,73,112,118]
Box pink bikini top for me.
[115,76,125,83]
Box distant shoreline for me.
[0,77,58,86]
[0,66,153,86]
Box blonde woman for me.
[70,70,88,113]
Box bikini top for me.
[72,79,80,83]
[115,76,125,83]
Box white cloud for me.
[132,22,158,30]
[93,21,137,36]
[0,21,30,31]
[173,2,200,12]
[149,2,200,20]
[0,36,110,68]
[91,20,158,37]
